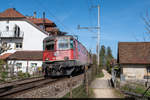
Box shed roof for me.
[7,51,43,61]
[0,53,12,60]
[118,42,150,64]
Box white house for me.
[7,51,43,75]
[0,8,61,74]
[0,8,60,55]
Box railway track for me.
[0,77,57,97]
[0,68,90,98]
[0,76,44,88]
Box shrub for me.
[120,83,150,97]
[1,71,8,81]
[0,60,8,81]
[17,71,30,79]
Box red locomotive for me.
[42,35,92,77]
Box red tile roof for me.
[118,42,150,64]
[0,53,12,60]
[0,8,25,18]
[0,8,54,25]
[0,8,62,35]
[45,27,59,32]
[27,18,53,25]
[7,51,43,61]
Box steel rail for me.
[0,78,57,97]
[0,76,44,89]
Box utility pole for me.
[97,5,100,70]
[78,4,101,74]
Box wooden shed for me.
[118,42,150,81]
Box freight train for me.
[42,35,92,77]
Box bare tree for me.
[141,10,150,40]
[0,42,12,54]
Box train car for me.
[42,35,92,77]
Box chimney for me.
[43,12,45,30]
[13,8,16,10]
[33,12,36,18]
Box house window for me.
[6,26,9,31]
[15,43,22,49]
[14,25,20,37]
[31,63,37,67]
[16,63,22,69]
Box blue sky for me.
[0,0,150,58]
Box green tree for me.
[106,46,114,73]
[99,45,106,67]
[106,46,113,60]
[0,60,8,81]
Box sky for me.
[0,0,150,58]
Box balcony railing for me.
[0,30,24,38]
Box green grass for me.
[121,83,150,97]
[63,85,94,98]
[114,89,125,98]
[96,70,104,78]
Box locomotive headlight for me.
[45,58,49,61]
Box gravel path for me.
[91,69,120,98]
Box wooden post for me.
[85,66,89,96]
[69,76,72,98]
[26,61,29,74]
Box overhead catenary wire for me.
[86,0,98,34]
[33,0,76,36]
[85,0,98,52]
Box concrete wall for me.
[122,64,147,80]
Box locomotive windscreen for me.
[57,38,69,50]
[45,40,54,50]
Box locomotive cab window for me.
[58,38,69,50]
[45,40,54,50]
[70,39,73,49]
